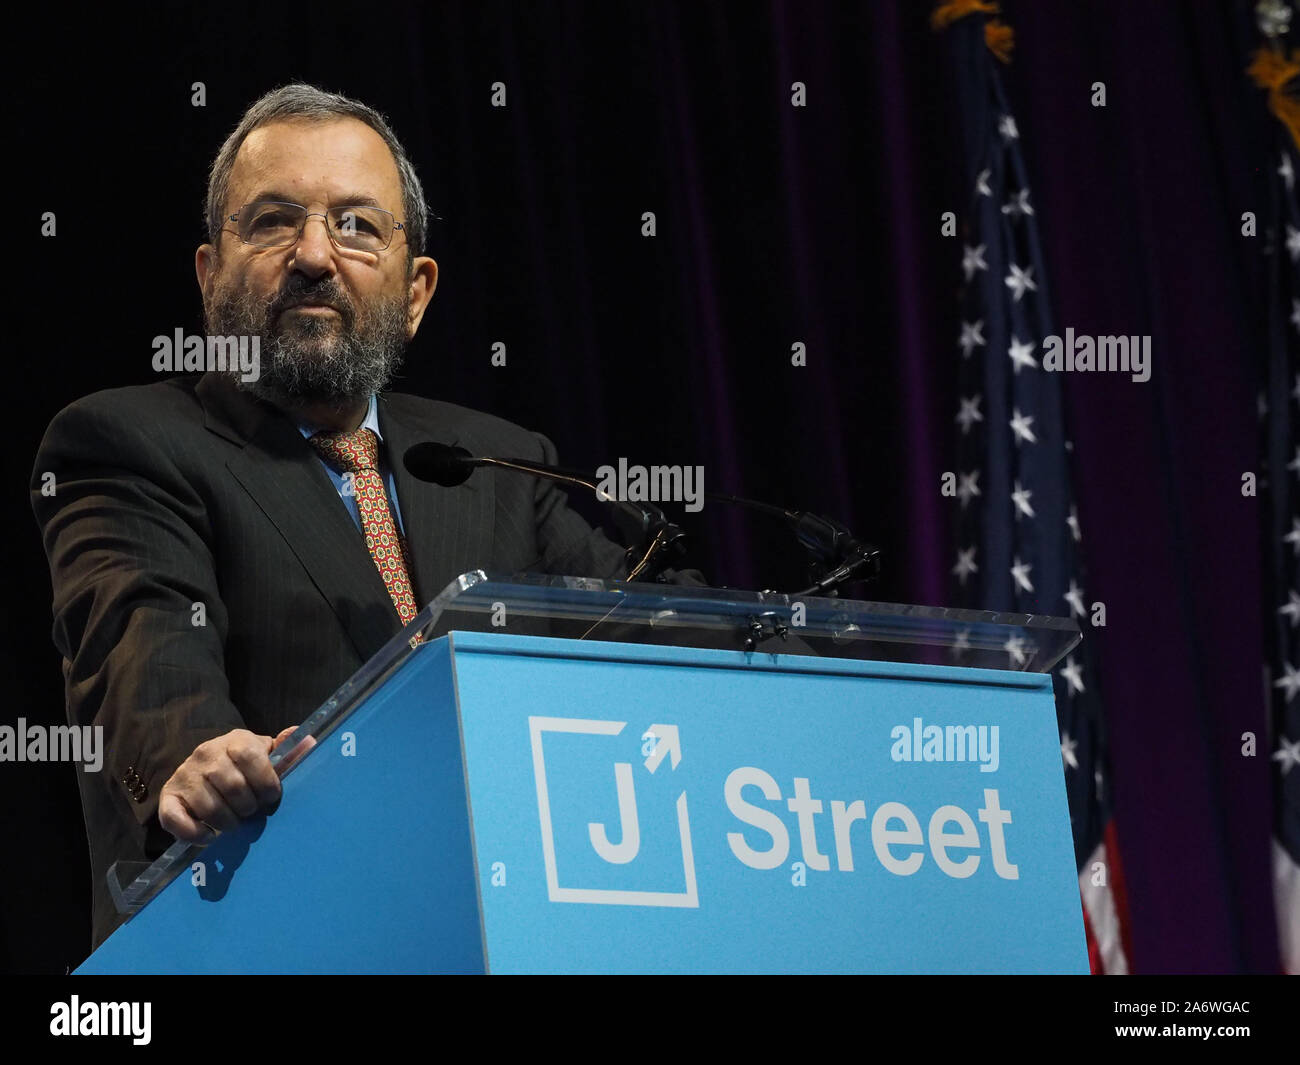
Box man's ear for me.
[406,256,438,339]
[196,243,217,296]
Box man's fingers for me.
[227,739,282,806]
[158,792,206,842]
[159,783,234,839]
[186,777,241,832]
[204,760,261,819]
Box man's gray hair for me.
[205,83,428,264]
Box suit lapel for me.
[378,393,496,607]
[195,373,402,664]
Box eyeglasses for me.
[227,201,406,252]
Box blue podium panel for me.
[78,639,485,975]
[78,628,1085,974]
[450,632,1087,974]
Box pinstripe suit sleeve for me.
[31,392,244,835]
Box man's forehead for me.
[227,117,402,208]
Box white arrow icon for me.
[642,724,681,773]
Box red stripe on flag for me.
[1104,820,1135,969]
[1081,895,1103,974]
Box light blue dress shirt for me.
[298,393,406,535]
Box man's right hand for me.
[158,726,298,842]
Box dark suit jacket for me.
[30,371,660,949]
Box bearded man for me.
[30,83,673,949]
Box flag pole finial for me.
[931,1,1015,64]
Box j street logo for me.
[529,715,1021,900]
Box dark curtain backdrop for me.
[5,0,1279,973]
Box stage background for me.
[4,1,1278,973]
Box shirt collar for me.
[296,393,382,441]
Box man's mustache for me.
[265,283,355,328]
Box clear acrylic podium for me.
[80,572,1087,974]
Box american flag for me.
[1252,45,1300,974]
[936,3,1133,973]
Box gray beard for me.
[204,276,410,410]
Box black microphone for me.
[403,441,478,487]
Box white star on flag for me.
[997,113,1019,141]
[1008,335,1038,373]
[1291,299,1300,333]
[1011,480,1035,519]
[1060,656,1085,695]
[1067,505,1081,542]
[1274,736,1300,775]
[961,244,989,282]
[952,547,979,585]
[975,168,992,197]
[1061,732,1079,770]
[1285,518,1300,557]
[959,319,986,358]
[1287,224,1300,263]
[1065,578,1086,617]
[1288,447,1300,478]
[1001,188,1034,218]
[1010,557,1034,593]
[1282,152,1295,193]
[1275,661,1300,702]
[956,395,984,434]
[957,470,981,507]
[952,627,972,655]
[1280,590,1300,628]
[1004,263,1037,302]
[1010,408,1037,445]
[1003,634,1027,665]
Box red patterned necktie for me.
[308,427,421,633]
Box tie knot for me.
[309,427,379,473]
